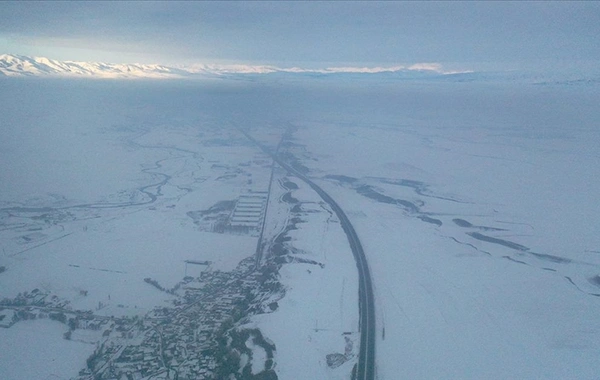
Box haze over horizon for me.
[1,2,599,73]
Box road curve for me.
[241,129,376,380]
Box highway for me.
[241,129,376,380]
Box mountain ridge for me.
[0,54,457,80]
[3,54,597,85]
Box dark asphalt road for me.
[241,129,376,380]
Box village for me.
[0,250,283,380]
[0,156,286,379]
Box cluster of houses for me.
[0,288,81,328]
[79,255,277,379]
[2,199,282,380]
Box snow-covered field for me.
[0,319,94,379]
[247,167,359,379]
[282,82,600,379]
[0,79,272,377]
[1,77,599,379]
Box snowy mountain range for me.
[0,54,458,80]
[3,54,597,84]
[0,54,191,79]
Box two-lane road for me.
[305,175,376,380]
[241,129,376,380]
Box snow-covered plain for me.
[1,77,599,379]
[279,82,600,379]
[0,319,94,379]
[0,79,276,377]
[246,166,359,379]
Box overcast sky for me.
[1,1,599,70]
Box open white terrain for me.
[278,82,600,379]
[1,76,599,379]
